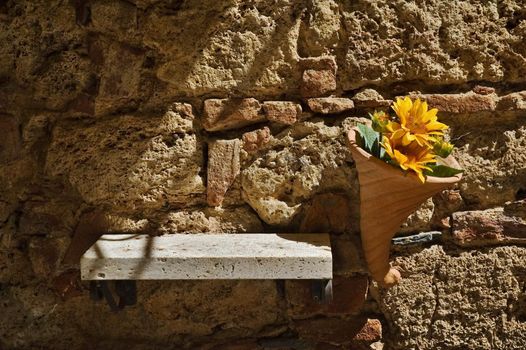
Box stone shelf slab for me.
[81,233,332,280]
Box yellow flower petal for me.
[416,170,426,183]
[401,132,414,146]
[390,97,450,155]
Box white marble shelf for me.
[81,233,332,280]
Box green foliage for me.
[424,164,464,177]
[370,111,391,133]
[356,124,385,159]
[432,138,454,158]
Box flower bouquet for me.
[347,97,463,287]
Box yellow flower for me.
[381,135,436,183]
[391,97,448,147]
[371,111,400,134]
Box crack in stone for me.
[425,264,440,340]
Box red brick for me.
[300,193,352,234]
[410,92,496,113]
[52,270,84,300]
[472,85,495,95]
[299,56,337,98]
[207,139,241,206]
[307,97,354,114]
[203,98,264,131]
[0,115,21,163]
[286,276,369,318]
[263,101,302,125]
[301,69,336,98]
[351,89,392,108]
[242,127,271,153]
[353,319,382,342]
[451,207,526,246]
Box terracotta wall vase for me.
[347,127,462,287]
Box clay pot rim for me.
[347,127,463,185]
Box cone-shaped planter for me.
[347,127,462,287]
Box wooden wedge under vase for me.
[347,127,462,288]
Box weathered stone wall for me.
[0,0,525,349]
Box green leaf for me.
[357,124,383,158]
[357,124,376,150]
[424,164,464,177]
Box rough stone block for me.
[307,97,354,114]
[411,92,497,113]
[90,0,137,35]
[155,207,264,234]
[210,339,263,350]
[0,248,34,285]
[351,89,392,108]
[151,2,301,96]
[28,237,69,279]
[504,199,526,218]
[32,51,92,111]
[451,207,526,246]
[455,124,526,208]
[294,316,380,346]
[0,115,20,163]
[81,233,332,280]
[207,139,241,207]
[45,110,205,213]
[301,69,336,98]
[241,122,352,226]
[203,98,264,131]
[376,245,526,349]
[18,200,77,237]
[286,275,368,318]
[299,56,337,72]
[399,198,434,234]
[95,42,144,116]
[143,279,281,338]
[431,189,465,229]
[242,127,271,153]
[162,102,195,133]
[263,101,302,125]
[339,2,526,90]
[497,91,526,110]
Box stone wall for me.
[0,0,525,349]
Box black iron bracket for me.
[89,280,137,311]
[310,279,333,304]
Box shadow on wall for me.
[153,0,307,97]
